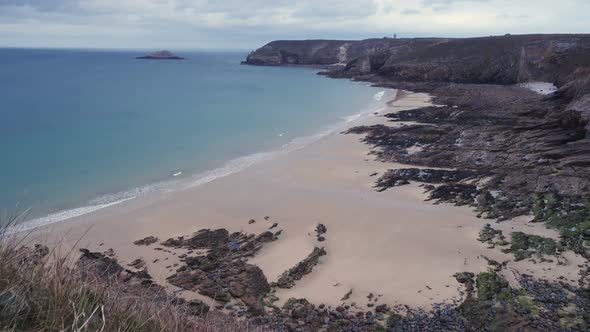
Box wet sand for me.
[29,91,586,309]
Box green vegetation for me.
[282,297,298,311]
[531,193,590,257]
[475,271,510,302]
[558,304,587,330]
[516,294,540,316]
[457,271,526,331]
[505,232,560,261]
[477,223,509,248]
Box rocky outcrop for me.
[245,39,356,65]
[164,229,276,314]
[243,45,283,65]
[345,81,590,261]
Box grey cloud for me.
[422,0,490,4]
[0,0,588,49]
[421,0,490,11]
[402,9,422,15]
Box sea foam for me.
[6,196,136,234]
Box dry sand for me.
[29,90,586,309]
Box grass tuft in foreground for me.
[0,217,257,332]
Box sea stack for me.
[136,50,185,60]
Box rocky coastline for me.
[239,34,590,330]
[10,35,590,331]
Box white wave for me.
[373,91,386,101]
[173,171,183,177]
[342,113,363,122]
[88,182,166,205]
[6,196,136,234]
[183,152,273,189]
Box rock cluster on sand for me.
[374,168,478,192]
[162,229,277,314]
[133,236,159,246]
[315,223,327,242]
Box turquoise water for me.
[0,49,382,226]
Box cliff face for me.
[245,35,590,86]
[244,38,445,66]
[245,40,353,65]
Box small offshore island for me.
[136,50,185,60]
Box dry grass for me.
[0,215,260,332]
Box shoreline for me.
[13,85,388,233]
[28,89,586,311]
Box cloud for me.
[401,9,422,15]
[0,0,588,49]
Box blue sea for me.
[0,48,383,228]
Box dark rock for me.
[255,231,276,243]
[78,248,123,278]
[341,289,353,301]
[315,224,327,236]
[315,223,327,242]
[454,272,476,294]
[375,304,390,313]
[274,247,327,288]
[375,168,478,191]
[183,229,229,249]
[165,228,275,314]
[128,258,146,269]
[133,236,159,246]
[160,237,184,247]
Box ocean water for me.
[0,48,383,228]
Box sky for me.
[0,0,588,50]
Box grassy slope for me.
[0,217,254,332]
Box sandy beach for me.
[29,90,586,310]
